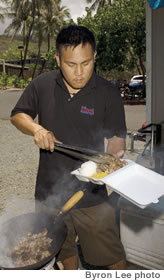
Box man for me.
[10,25,127,269]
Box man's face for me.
[56,43,96,92]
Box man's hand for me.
[10,113,62,152]
[107,136,126,158]
[34,128,62,152]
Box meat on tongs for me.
[54,143,123,165]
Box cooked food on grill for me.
[11,229,53,267]
[79,156,128,179]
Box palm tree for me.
[4,0,31,40]
[0,0,9,23]
[86,0,113,11]
[31,0,70,77]
[31,0,45,79]
[4,0,37,77]
[3,0,70,77]
[0,12,4,23]
[41,0,70,52]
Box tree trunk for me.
[136,63,142,75]
[23,20,27,48]
[19,0,36,78]
[32,2,42,80]
[47,33,51,53]
[138,55,146,98]
[32,43,41,80]
[39,58,47,75]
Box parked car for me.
[129,75,146,87]
[130,75,146,84]
[128,75,146,97]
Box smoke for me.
[41,170,84,211]
[0,212,15,268]
[0,196,35,268]
[0,180,82,269]
[153,144,164,175]
[0,196,35,217]
[0,233,15,268]
[135,142,164,175]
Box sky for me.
[62,0,91,21]
[0,0,91,34]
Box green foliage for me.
[27,63,41,70]
[0,73,32,88]
[0,48,22,61]
[0,0,146,82]
[77,0,146,74]
[7,74,19,86]
[0,72,8,87]
[41,48,57,70]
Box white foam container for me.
[71,159,132,185]
[71,169,104,185]
[71,160,164,209]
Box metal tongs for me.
[54,143,114,164]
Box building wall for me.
[146,3,164,143]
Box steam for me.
[41,170,85,211]
[0,196,35,268]
[0,178,82,269]
[0,236,15,268]
[152,144,164,175]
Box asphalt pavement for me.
[0,89,23,119]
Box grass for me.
[0,35,51,56]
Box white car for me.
[128,75,146,96]
[130,75,146,84]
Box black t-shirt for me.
[11,70,127,209]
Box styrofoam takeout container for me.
[71,160,164,209]
[71,159,132,185]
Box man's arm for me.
[107,136,126,158]
[10,113,61,152]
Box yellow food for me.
[61,190,84,213]
[92,172,109,179]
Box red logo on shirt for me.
[80,106,94,116]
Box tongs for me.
[54,143,114,164]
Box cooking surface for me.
[0,212,67,270]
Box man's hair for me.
[56,25,96,55]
